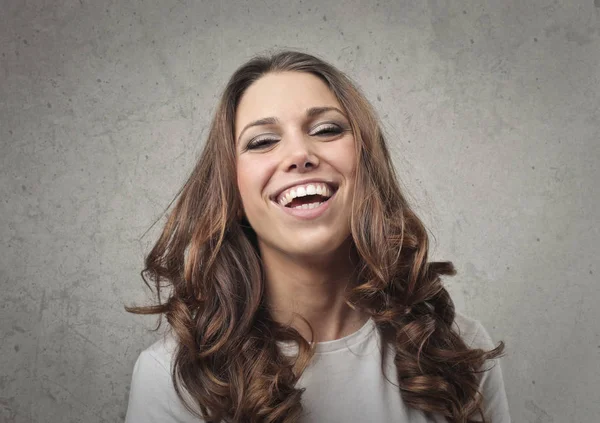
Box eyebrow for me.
[236,106,347,144]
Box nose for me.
[281,133,320,173]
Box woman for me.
[124,50,510,423]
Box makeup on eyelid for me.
[245,122,350,150]
[235,71,356,258]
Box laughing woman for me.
[124,50,510,423]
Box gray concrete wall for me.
[1,1,598,422]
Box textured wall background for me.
[1,0,598,422]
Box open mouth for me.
[272,183,339,210]
[282,191,336,209]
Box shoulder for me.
[125,331,202,423]
[129,331,179,390]
[142,331,179,372]
[452,311,512,422]
[452,310,495,350]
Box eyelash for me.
[246,124,345,150]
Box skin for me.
[234,71,369,342]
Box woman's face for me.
[234,71,356,259]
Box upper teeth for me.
[277,182,334,207]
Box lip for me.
[271,189,337,220]
[269,178,339,203]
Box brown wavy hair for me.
[126,49,505,423]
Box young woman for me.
[124,50,510,423]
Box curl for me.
[126,49,505,423]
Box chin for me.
[285,233,350,258]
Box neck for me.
[259,238,369,342]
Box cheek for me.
[236,159,271,209]
[236,164,253,206]
[328,137,357,177]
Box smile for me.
[271,189,337,220]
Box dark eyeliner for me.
[246,137,278,150]
[245,123,347,151]
[311,123,344,136]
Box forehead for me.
[234,71,343,136]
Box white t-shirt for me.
[125,311,511,422]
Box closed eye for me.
[245,124,347,150]
[246,138,278,150]
[313,124,344,137]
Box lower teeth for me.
[292,202,324,210]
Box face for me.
[234,71,356,260]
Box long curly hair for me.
[126,49,505,423]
